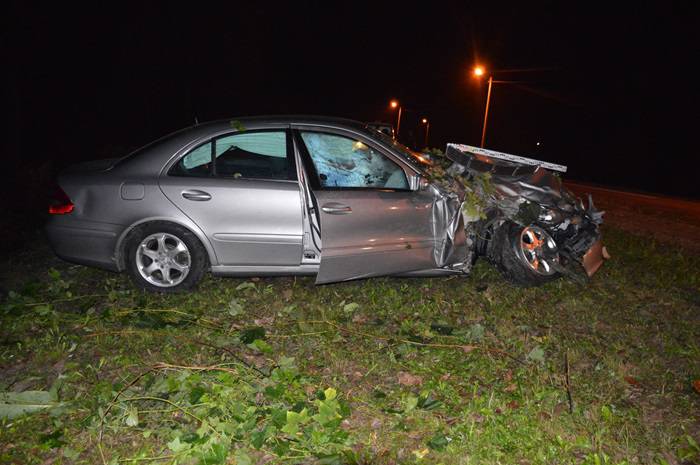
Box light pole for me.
[390,100,402,138]
[421,117,430,148]
[473,66,493,148]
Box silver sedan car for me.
[46,116,605,292]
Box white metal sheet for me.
[447,143,568,173]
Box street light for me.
[421,117,430,148]
[389,100,402,137]
[473,66,493,148]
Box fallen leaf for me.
[504,383,517,392]
[624,376,640,386]
[397,372,423,387]
[466,323,484,342]
[254,316,274,326]
[461,345,476,353]
[343,302,360,313]
[430,323,453,335]
[52,358,66,374]
[506,400,519,410]
[693,379,700,394]
[553,402,568,416]
[526,346,545,364]
[0,391,61,419]
[503,370,513,382]
[412,448,430,459]
[427,432,449,451]
[239,326,266,344]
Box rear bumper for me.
[582,239,609,277]
[45,219,121,272]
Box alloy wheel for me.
[516,226,559,275]
[135,233,191,287]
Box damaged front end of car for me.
[429,143,607,285]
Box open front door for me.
[292,128,437,284]
[313,189,437,283]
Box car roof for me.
[197,115,368,131]
[114,115,376,175]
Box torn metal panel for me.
[429,184,471,270]
[582,239,609,277]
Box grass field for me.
[1,226,699,464]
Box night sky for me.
[5,1,698,198]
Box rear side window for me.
[177,143,211,175]
[171,131,293,180]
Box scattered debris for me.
[564,350,574,414]
[397,372,423,387]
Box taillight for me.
[49,186,74,215]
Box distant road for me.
[565,181,700,253]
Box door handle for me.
[181,190,212,201]
[321,203,352,214]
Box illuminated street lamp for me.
[389,100,402,137]
[473,66,493,148]
[473,65,558,147]
[421,117,430,147]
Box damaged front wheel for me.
[489,221,561,286]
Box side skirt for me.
[210,265,465,279]
[211,264,319,277]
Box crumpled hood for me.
[443,143,602,223]
[445,143,568,205]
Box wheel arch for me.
[115,217,218,271]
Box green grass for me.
[1,227,699,464]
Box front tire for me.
[489,221,561,286]
[124,222,207,292]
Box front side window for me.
[300,132,408,189]
[172,131,292,180]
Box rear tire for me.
[488,221,561,286]
[124,222,207,293]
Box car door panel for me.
[313,188,437,283]
[159,177,303,266]
[291,128,438,283]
